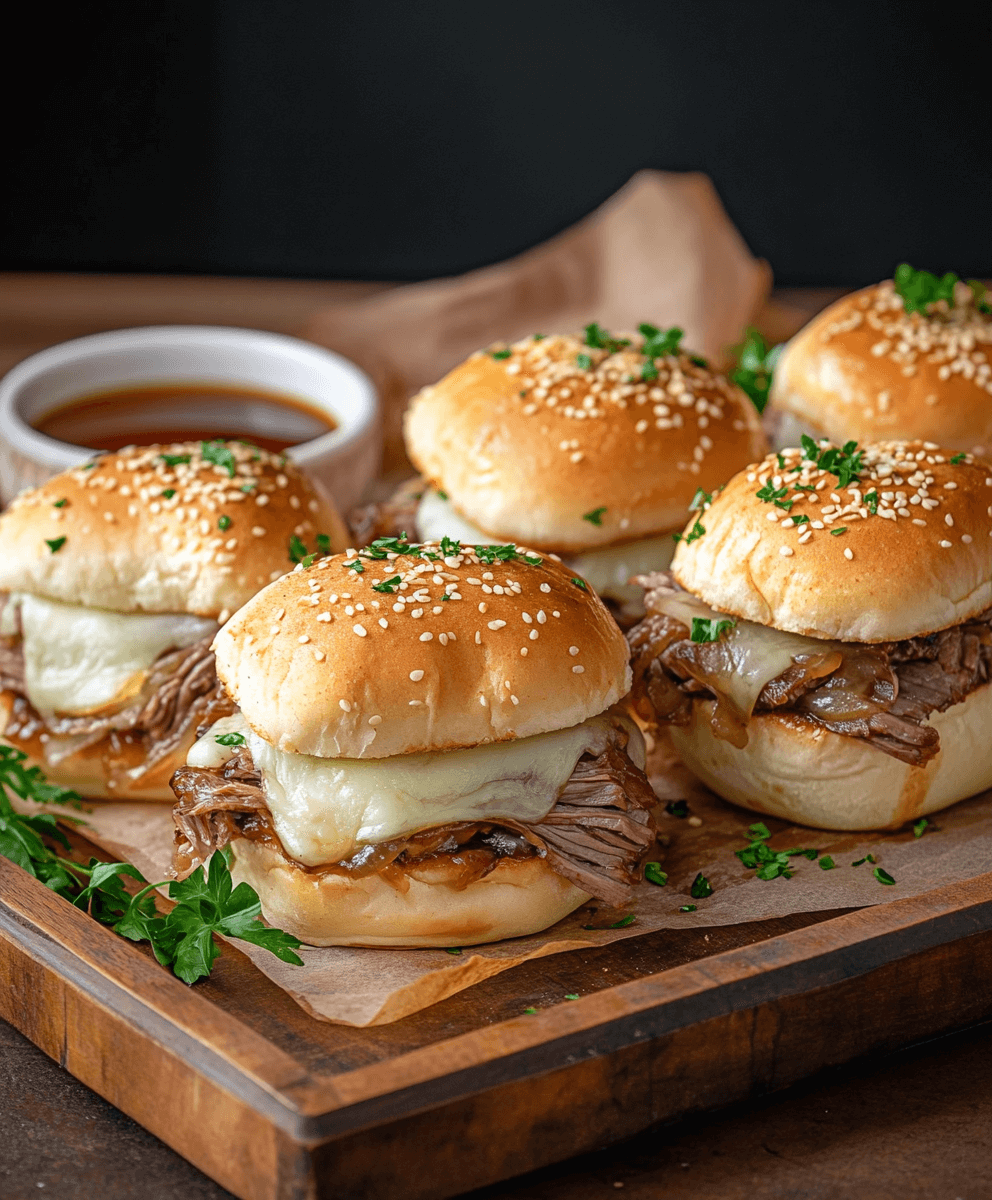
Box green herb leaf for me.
[874,867,896,886]
[571,577,587,590]
[830,527,848,536]
[436,489,449,501]
[444,947,462,955]
[159,453,191,467]
[491,348,512,360]
[523,1006,539,1014]
[162,489,176,499]
[288,534,310,564]
[730,327,776,413]
[638,322,683,359]
[585,323,630,354]
[690,616,735,644]
[894,263,959,315]
[53,498,67,508]
[792,513,810,526]
[217,515,232,531]
[564,993,579,1001]
[801,434,821,461]
[45,537,66,554]
[533,333,546,341]
[679,904,697,912]
[215,732,246,747]
[644,862,668,887]
[610,913,637,928]
[582,507,607,526]
[690,355,708,368]
[316,533,332,555]
[852,856,868,867]
[689,488,712,512]
[576,353,593,370]
[913,818,929,838]
[240,482,256,493]
[440,535,462,557]
[690,872,713,899]
[950,452,966,464]
[201,440,236,477]
[372,575,402,594]
[665,800,688,818]
[755,483,792,512]
[640,360,658,382]
[819,855,836,870]
[864,489,879,515]
[673,519,706,544]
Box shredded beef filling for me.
[628,574,992,767]
[170,724,658,907]
[1,632,229,781]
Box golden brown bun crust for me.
[670,686,992,831]
[0,442,348,617]
[0,691,186,801]
[215,543,631,758]
[769,281,992,451]
[672,440,992,643]
[405,332,766,553]
[230,837,590,946]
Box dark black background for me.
[4,1,990,285]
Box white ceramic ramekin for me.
[0,326,380,511]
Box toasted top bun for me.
[214,540,631,758]
[404,330,766,553]
[671,440,992,643]
[0,443,348,617]
[769,279,992,450]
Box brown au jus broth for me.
[34,383,336,455]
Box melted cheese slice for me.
[416,489,674,603]
[648,587,840,719]
[4,593,217,719]
[190,711,645,866]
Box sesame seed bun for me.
[670,684,992,831]
[0,443,348,618]
[404,331,766,554]
[229,837,590,947]
[671,441,992,643]
[769,280,992,452]
[213,542,631,759]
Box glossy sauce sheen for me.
[34,384,336,454]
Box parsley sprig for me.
[639,322,683,359]
[201,440,236,477]
[673,519,705,545]
[690,616,735,644]
[894,263,958,316]
[756,483,792,512]
[735,822,818,881]
[801,435,863,487]
[730,328,777,414]
[584,322,630,354]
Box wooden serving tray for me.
[4,842,992,1200]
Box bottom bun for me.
[669,683,992,831]
[0,691,191,803]
[230,838,591,947]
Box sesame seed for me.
[298,635,310,644]
[510,695,519,705]
[368,715,382,726]
[252,526,266,537]
[479,695,487,706]
[378,618,388,628]
[912,518,927,526]
[488,620,507,630]
[779,546,794,557]
[339,700,352,712]
[844,548,854,560]
[353,624,367,637]
[409,670,425,681]
[540,583,551,593]
[522,612,533,624]
[475,631,481,644]
[572,665,585,674]
[962,534,973,544]
[409,700,423,706]
[478,602,487,613]
[438,633,448,645]
[537,610,547,624]
[945,514,954,526]
[553,611,561,618]
[520,647,528,656]
[568,646,579,655]
[529,629,539,640]
[313,649,325,662]
[939,540,953,548]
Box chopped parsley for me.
[950,452,966,465]
[690,355,708,368]
[730,327,776,414]
[874,867,896,886]
[162,489,176,499]
[436,489,449,501]
[639,322,683,358]
[523,1006,539,1014]
[362,533,417,560]
[564,993,580,1001]
[532,333,546,341]
[690,872,713,899]
[679,905,697,912]
[240,482,256,493]
[343,559,364,573]
[801,434,863,487]
[440,535,462,557]
[644,862,668,887]
[913,818,930,838]
[159,453,191,467]
[792,513,810,526]
[45,537,66,554]
[444,947,462,955]
[441,593,451,601]
[756,483,792,512]
[576,353,593,370]
[689,488,712,512]
[690,616,735,644]
[665,800,688,818]
[372,575,402,593]
[584,322,630,354]
[864,489,879,515]
[316,533,332,555]
[640,360,658,382]
[893,263,959,315]
[491,348,512,360]
[830,527,848,536]
[818,856,836,870]
[217,515,232,531]
[673,519,705,545]
[476,544,541,566]
[610,913,637,928]
[215,732,246,746]
[52,498,67,508]
[967,280,992,315]
[852,854,877,867]
[201,440,236,477]
[735,822,819,881]
[776,452,787,470]
[582,507,607,525]
[288,534,310,564]
[571,577,587,590]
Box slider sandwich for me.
[628,440,992,830]
[360,326,766,623]
[768,266,992,454]
[0,442,347,800]
[171,539,658,946]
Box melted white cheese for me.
[189,711,644,866]
[5,592,217,719]
[649,587,840,719]
[416,489,674,603]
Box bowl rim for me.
[0,324,379,471]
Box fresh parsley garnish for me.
[673,519,705,545]
[288,534,310,564]
[690,617,735,644]
[570,577,587,590]
[440,535,462,557]
[436,489,449,501]
[576,353,593,370]
[874,867,896,886]
[240,482,256,493]
[913,818,929,838]
[801,435,863,487]
[316,533,332,555]
[644,862,668,886]
[372,575,402,593]
[950,453,966,465]
[776,452,787,470]
[639,322,683,359]
[610,913,637,928]
[756,483,792,512]
[523,1006,539,1014]
[689,488,712,512]
[864,490,879,515]
[679,905,697,912]
[53,498,67,508]
[215,732,246,746]
[162,489,176,499]
[665,800,688,818]
[218,515,232,531]
[735,822,819,881]
[160,453,191,467]
[343,559,363,573]
[564,993,580,1001]
[893,263,959,315]
[852,854,877,867]
[532,333,545,341]
[444,947,462,955]
[582,507,607,525]
[819,856,836,870]
[201,440,236,477]
[830,527,848,536]
[730,327,776,414]
[584,322,630,354]
[45,537,66,554]
[690,355,708,368]
[491,348,512,360]
[641,360,658,382]
[362,533,417,559]
[792,514,810,526]
[690,872,713,899]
